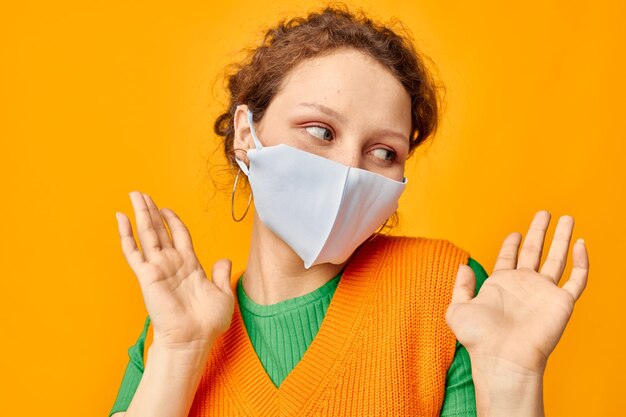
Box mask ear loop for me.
[231,109,263,222]
[234,109,263,176]
[230,108,263,222]
[246,109,264,150]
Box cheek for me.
[392,167,405,182]
[390,162,406,182]
[368,164,405,183]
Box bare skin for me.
[112,192,235,417]
[231,48,412,305]
[111,47,590,417]
[446,211,589,416]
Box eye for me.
[304,126,333,141]
[371,148,396,162]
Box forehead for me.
[270,48,412,132]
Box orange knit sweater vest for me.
[189,235,469,416]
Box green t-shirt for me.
[109,257,489,417]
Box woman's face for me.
[234,47,412,182]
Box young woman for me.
[109,6,589,417]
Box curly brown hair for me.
[214,4,445,172]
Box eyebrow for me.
[296,102,347,123]
[296,101,410,146]
[375,129,410,146]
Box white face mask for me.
[235,108,408,269]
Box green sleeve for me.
[439,257,489,417]
[108,315,150,417]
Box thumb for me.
[450,263,476,306]
[211,258,234,296]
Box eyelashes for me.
[302,124,398,163]
[371,148,396,161]
[304,125,333,141]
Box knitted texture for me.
[237,271,343,388]
[188,235,470,416]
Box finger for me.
[562,239,589,302]
[142,193,173,249]
[115,211,146,275]
[129,191,162,260]
[160,207,195,253]
[492,232,523,273]
[449,263,476,306]
[517,210,551,271]
[539,215,574,284]
[212,258,233,295]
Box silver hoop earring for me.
[231,168,252,222]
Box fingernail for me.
[577,238,585,245]
[115,212,121,222]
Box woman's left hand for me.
[445,210,589,376]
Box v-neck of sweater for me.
[214,238,387,415]
[235,272,343,388]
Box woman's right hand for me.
[115,191,235,353]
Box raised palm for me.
[445,211,589,375]
[115,191,235,351]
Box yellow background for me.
[1,0,623,415]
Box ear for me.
[233,104,255,169]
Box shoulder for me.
[355,234,470,296]
[364,234,471,265]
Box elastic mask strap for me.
[235,109,263,176]
[247,109,264,150]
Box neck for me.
[242,212,347,305]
